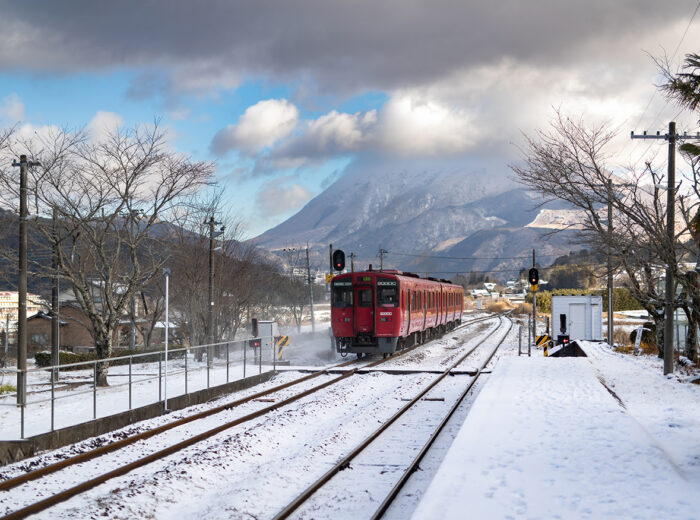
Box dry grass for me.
[511,302,533,316]
[486,301,509,313]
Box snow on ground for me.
[2,314,698,520]
[413,343,700,519]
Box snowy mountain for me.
[251,162,583,278]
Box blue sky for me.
[1,1,699,238]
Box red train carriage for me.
[331,269,464,357]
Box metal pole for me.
[243,340,247,378]
[226,341,230,382]
[350,253,355,273]
[532,249,537,342]
[306,244,316,334]
[159,352,162,401]
[93,362,97,420]
[607,178,614,346]
[518,324,522,356]
[664,121,676,375]
[3,314,8,369]
[208,217,214,368]
[128,356,132,410]
[185,348,188,395]
[51,372,55,431]
[163,268,170,411]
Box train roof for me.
[333,270,458,286]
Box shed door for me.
[354,286,374,334]
[570,303,586,339]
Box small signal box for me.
[332,249,345,271]
[528,267,539,292]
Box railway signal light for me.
[528,268,539,292]
[333,249,345,271]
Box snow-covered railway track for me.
[0,314,501,520]
[274,315,513,520]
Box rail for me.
[0,314,502,519]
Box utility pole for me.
[350,253,356,273]
[631,124,700,375]
[306,244,315,333]
[206,216,224,367]
[607,178,614,347]
[51,206,60,382]
[12,155,39,407]
[379,246,388,271]
[532,249,537,343]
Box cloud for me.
[255,179,313,216]
[0,1,694,94]
[86,111,124,142]
[0,93,24,122]
[211,99,298,156]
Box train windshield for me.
[376,277,399,307]
[332,281,353,308]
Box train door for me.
[354,285,374,334]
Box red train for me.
[330,268,464,357]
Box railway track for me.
[0,313,500,520]
[273,314,513,519]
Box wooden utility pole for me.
[631,123,700,374]
[306,244,315,333]
[12,155,39,407]
[51,206,60,382]
[206,216,224,366]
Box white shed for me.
[551,295,603,342]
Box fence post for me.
[226,342,230,383]
[128,356,132,410]
[159,351,162,402]
[93,362,97,420]
[51,373,55,431]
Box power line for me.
[387,250,561,261]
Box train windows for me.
[377,277,399,307]
[358,288,373,307]
[331,282,353,308]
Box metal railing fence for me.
[0,335,280,439]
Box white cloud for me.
[87,111,124,142]
[255,179,312,216]
[211,99,298,156]
[0,93,24,122]
[377,93,475,155]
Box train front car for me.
[331,271,401,357]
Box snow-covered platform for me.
[413,354,700,519]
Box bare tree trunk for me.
[94,332,112,386]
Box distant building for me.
[0,291,47,324]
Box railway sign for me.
[325,274,333,284]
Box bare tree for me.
[167,191,256,356]
[511,112,697,357]
[0,124,214,385]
